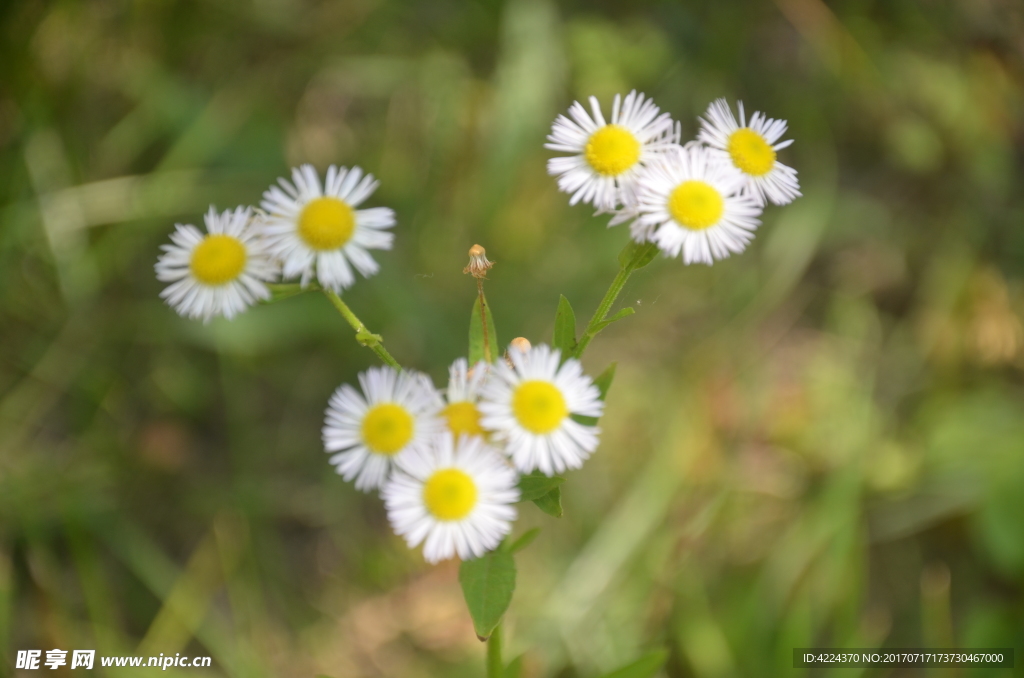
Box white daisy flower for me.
[323,366,443,492]
[546,90,680,213]
[478,343,603,476]
[697,98,801,206]
[442,358,490,439]
[259,164,395,292]
[155,206,278,322]
[629,144,762,266]
[383,432,519,563]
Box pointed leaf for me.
[266,283,307,302]
[532,487,563,517]
[593,362,617,400]
[599,649,669,678]
[504,655,524,678]
[459,550,516,639]
[516,471,565,502]
[553,295,577,356]
[573,363,617,426]
[617,240,659,270]
[505,528,541,554]
[469,292,499,364]
[593,306,635,333]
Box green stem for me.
[322,289,402,369]
[486,623,503,678]
[572,242,657,359]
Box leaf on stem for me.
[593,362,617,400]
[516,471,565,502]
[597,649,669,678]
[617,240,659,270]
[505,528,541,554]
[459,550,516,639]
[266,283,307,302]
[532,487,563,517]
[553,295,577,357]
[573,362,616,426]
[592,306,635,333]
[469,292,499,364]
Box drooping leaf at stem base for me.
[459,550,516,640]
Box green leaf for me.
[459,550,516,639]
[505,528,541,554]
[504,655,524,678]
[469,292,499,364]
[592,306,635,333]
[573,363,617,426]
[598,649,669,678]
[532,487,563,518]
[593,362,617,400]
[553,295,577,356]
[265,283,308,302]
[516,471,565,502]
[617,240,659,270]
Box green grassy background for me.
[3,0,1024,676]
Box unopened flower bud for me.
[505,337,532,367]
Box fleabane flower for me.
[443,358,489,439]
[546,90,679,213]
[479,343,603,476]
[697,98,801,206]
[383,432,519,563]
[323,366,443,492]
[155,206,278,322]
[260,164,395,292]
[629,144,762,266]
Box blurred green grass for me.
[2,0,1024,676]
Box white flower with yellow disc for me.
[155,206,278,322]
[260,164,395,292]
[383,432,519,563]
[478,343,603,476]
[546,90,679,213]
[630,144,762,265]
[442,358,490,439]
[323,366,443,492]
[697,99,801,206]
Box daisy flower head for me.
[630,144,762,266]
[383,432,519,563]
[546,90,680,213]
[259,164,395,292]
[155,206,278,322]
[697,98,801,206]
[479,343,603,476]
[323,366,443,492]
[443,358,490,439]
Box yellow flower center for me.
[668,180,724,231]
[512,380,568,434]
[444,401,485,438]
[423,468,478,521]
[361,403,414,455]
[190,234,247,286]
[584,124,641,176]
[298,197,355,251]
[727,128,776,176]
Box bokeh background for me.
[3,0,1024,676]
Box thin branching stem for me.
[321,289,402,369]
[573,242,657,359]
